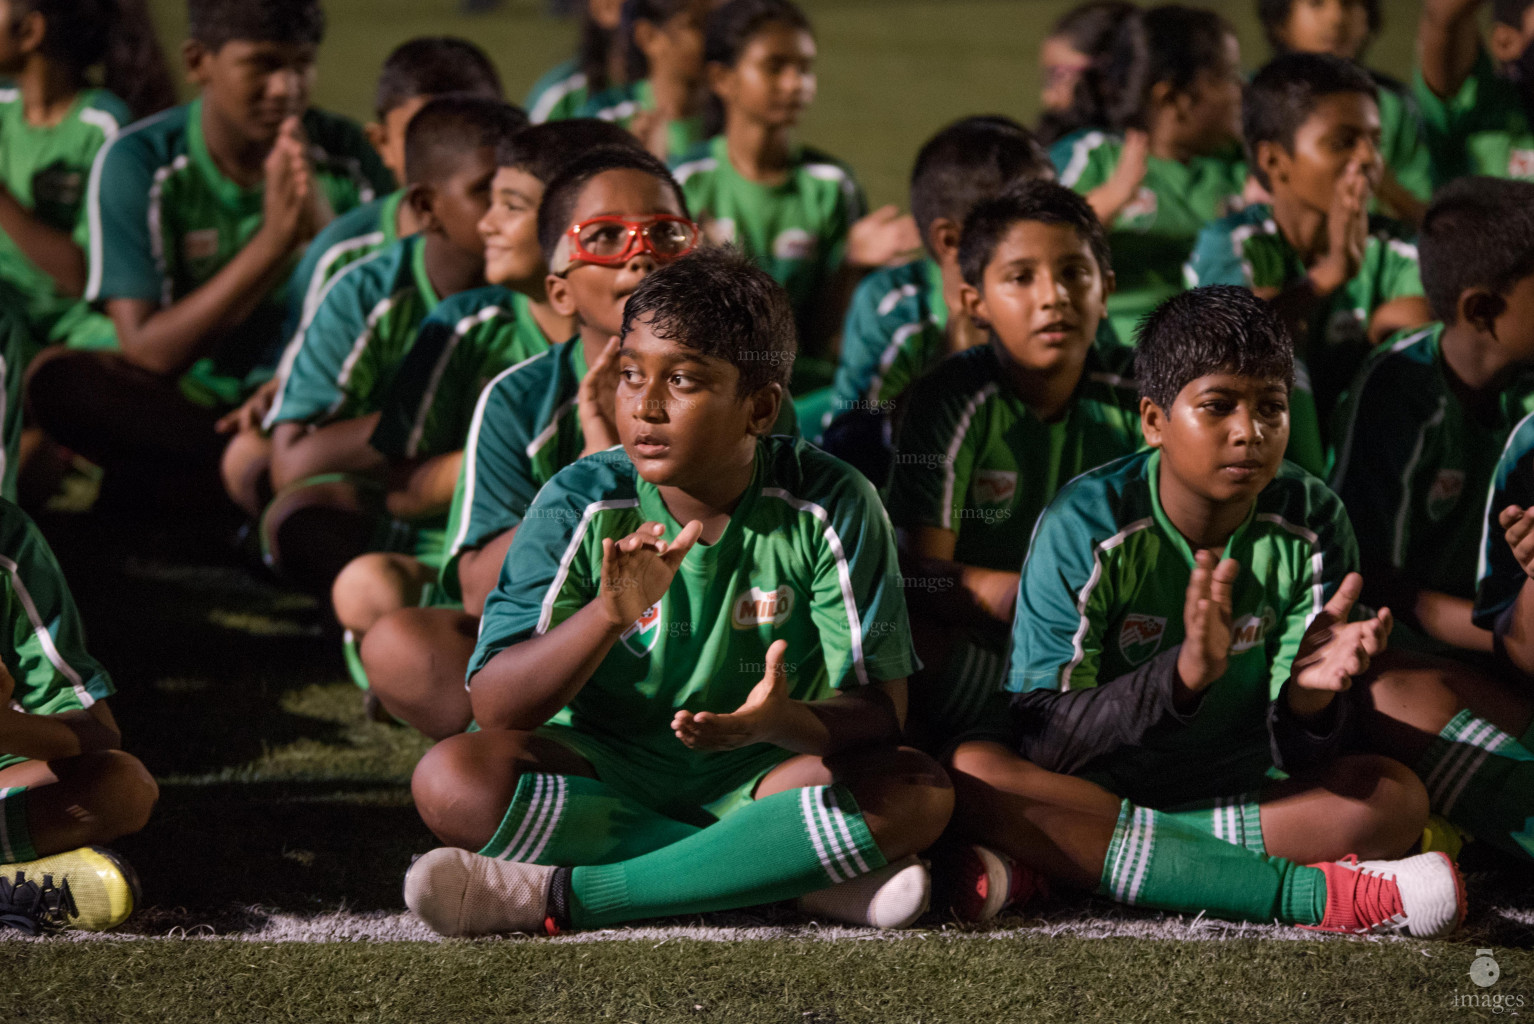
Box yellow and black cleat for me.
[0,846,140,934]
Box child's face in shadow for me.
[548,169,691,338]
[1263,91,1382,213]
[187,39,317,149]
[479,166,546,288]
[636,0,710,86]
[1142,373,1290,509]
[964,220,1109,378]
[1172,33,1243,156]
[422,144,498,263]
[1276,0,1372,62]
[1040,34,1090,115]
[711,22,817,129]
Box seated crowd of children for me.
[0,0,1531,940]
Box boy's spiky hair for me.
[908,116,1054,257]
[1256,0,1381,54]
[535,147,690,266]
[956,179,1111,290]
[1419,176,1534,325]
[187,0,325,50]
[1135,286,1295,410]
[495,119,642,186]
[374,37,503,118]
[621,247,796,396]
[402,96,528,187]
[1243,52,1378,191]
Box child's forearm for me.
[1418,0,1484,99]
[385,451,463,521]
[1498,578,1534,677]
[107,227,295,377]
[1413,589,1493,653]
[458,528,516,619]
[1367,297,1434,346]
[469,599,627,731]
[0,187,85,297]
[269,414,387,491]
[0,706,118,762]
[769,681,904,758]
[959,566,1021,623]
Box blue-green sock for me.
[569,783,887,929]
[342,631,370,691]
[478,773,699,866]
[0,787,36,864]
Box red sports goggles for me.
[550,214,700,273]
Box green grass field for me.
[8,2,1534,1021]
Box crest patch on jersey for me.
[732,585,794,629]
[619,601,663,657]
[971,469,1018,508]
[1509,149,1534,179]
[1118,613,1166,665]
[182,228,221,263]
[1120,186,1157,223]
[1228,606,1278,654]
[772,228,817,261]
[1427,468,1465,522]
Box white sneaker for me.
[404,848,558,937]
[795,855,930,929]
[1304,852,1467,939]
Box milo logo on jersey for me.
[773,228,817,261]
[1118,614,1166,665]
[619,601,663,657]
[732,585,794,629]
[1427,469,1465,522]
[1228,606,1278,654]
[971,470,1018,508]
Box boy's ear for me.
[1462,288,1509,337]
[182,39,212,85]
[1254,139,1289,190]
[407,183,438,233]
[1149,80,1181,122]
[1489,22,1527,64]
[633,18,662,59]
[1139,396,1166,448]
[746,382,783,438]
[1101,267,1117,299]
[363,121,388,157]
[927,218,962,262]
[958,282,989,330]
[546,273,578,318]
[14,10,45,55]
[706,61,735,103]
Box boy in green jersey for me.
[886,182,1141,749]
[257,98,526,596]
[1331,177,1534,657]
[402,250,952,936]
[1415,0,1534,183]
[1257,0,1434,223]
[219,36,506,519]
[0,497,157,934]
[27,0,394,516]
[1186,52,1432,466]
[822,116,1055,476]
[943,286,1468,937]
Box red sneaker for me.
[1304,852,1466,939]
[946,844,1049,922]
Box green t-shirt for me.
[1370,69,1435,205]
[0,85,127,348]
[369,286,552,462]
[830,257,948,420]
[885,343,1143,573]
[264,235,440,429]
[1184,202,1425,467]
[1474,407,1534,632]
[278,189,404,355]
[1414,48,1534,184]
[577,80,708,163]
[674,136,866,334]
[86,98,395,405]
[470,434,918,775]
[1010,448,1356,800]
[1053,129,1247,343]
[0,497,113,720]
[526,58,592,124]
[1331,323,1534,600]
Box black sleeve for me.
[1266,684,1352,774]
[1010,647,1202,775]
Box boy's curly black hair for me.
[1135,286,1295,411]
[956,179,1111,290]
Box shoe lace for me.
[1341,856,1404,931]
[0,871,78,936]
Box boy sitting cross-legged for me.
[403,249,953,936]
[942,285,1466,937]
[884,180,1142,749]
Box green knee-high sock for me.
[478,774,700,866]
[569,783,887,929]
[342,631,370,691]
[1418,709,1534,861]
[0,787,36,864]
[1099,801,1325,925]
[1160,793,1266,853]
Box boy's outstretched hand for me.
[578,336,622,457]
[1177,550,1240,693]
[672,639,791,751]
[1286,571,1392,718]
[1498,504,1534,579]
[599,520,702,629]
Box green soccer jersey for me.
[86,98,395,405]
[1413,49,1534,184]
[279,190,404,353]
[370,286,553,462]
[526,58,592,124]
[0,497,113,719]
[0,86,128,347]
[577,80,709,163]
[265,235,441,429]
[885,343,1142,573]
[1010,449,1357,801]
[1053,129,1247,343]
[470,434,918,776]
[673,136,866,332]
[1371,69,1435,205]
[1331,323,1534,600]
[1474,408,1534,632]
[830,258,948,420]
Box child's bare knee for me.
[332,554,407,634]
[220,429,271,515]
[74,749,158,839]
[1332,754,1429,857]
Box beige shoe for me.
[404,848,557,937]
[796,855,930,929]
